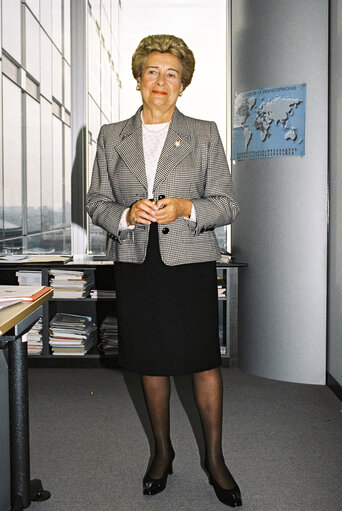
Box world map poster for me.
[232,83,306,160]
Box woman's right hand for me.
[126,199,158,226]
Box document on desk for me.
[0,300,21,309]
[0,286,52,302]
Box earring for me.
[179,90,183,97]
[136,84,140,91]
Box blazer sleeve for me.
[190,121,239,235]
[86,126,128,242]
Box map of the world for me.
[232,83,306,160]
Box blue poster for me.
[232,83,306,160]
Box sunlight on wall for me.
[120,0,227,146]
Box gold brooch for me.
[175,139,181,147]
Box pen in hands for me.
[127,198,192,226]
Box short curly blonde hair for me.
[132,34,195,89]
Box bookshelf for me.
[0,260,246,368]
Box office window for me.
[64,111,71,126]
[0,138,2,240]
[64,125,72,226]
[2,53,20,84]
[89,96,101,146]
[111,0,120,44]
[25,0,40,20]
[111,70,120,122]
[2,77,22,247]
[86,0,122,255]
[52,45,63,104]
[52,98,62,118]
[0,0,121,256]
[101,46,111,120]
[41,0,52,37]
[26,94,41,234]
[101,8,111,53]
[25,7,40,81]
[26,75,39,100]
[52,116,64,228]
[2,0,21,65]
[41,97,54,231]
[90,0,101,26]
[64,0,71,64]
[64,61,71,112]
[88,14,101,106]
[52,0,63,52]
[41,29,52,100]
[0,0,72,255]
[103,0,111,22]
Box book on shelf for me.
[49,313,91,328]
[49,269,94,298]
[49,313,96,356]
[23,317,43,355]
[52,290,86,298]
[51,348,91,356]
[0,285,52,302]
[16,270,43,285]
[217,274,227,298]
[98,315,119,356]
[90,289,116,299]
[50,335,95,348]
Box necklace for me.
[141,111,170,133]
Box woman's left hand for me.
[154,197,192,224]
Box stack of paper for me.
[49,270,94,298]
[49,312,96,355]
[24,317,43,355]
[98,316,118,356]
[49,313,96,356]
[16,270,43,285]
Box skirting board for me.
[327,373,342,402]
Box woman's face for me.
[137,51,183,113]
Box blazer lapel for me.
[153,107,193,193]
[115,107,148,190]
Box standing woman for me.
[86,35,241,507]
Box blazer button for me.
[158,194,165,200]
[162,227,169,234]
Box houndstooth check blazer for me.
[86,106,239,266]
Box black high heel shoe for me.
[204,459,242,507]
[143,454,175,496]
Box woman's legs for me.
[192,367,236,490]
[141,375,174,479]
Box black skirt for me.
[114,223,221,376]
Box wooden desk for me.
[0,290,53,337]
[0,289,53,510]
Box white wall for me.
[328,0,342,386]
[232,0,328,384]
[120,0,227,144]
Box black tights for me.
[141,367,236,489]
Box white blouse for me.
[142,120,170,199]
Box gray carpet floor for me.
[27,367,342,511]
